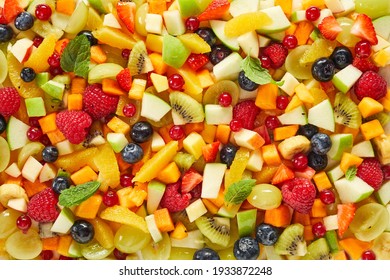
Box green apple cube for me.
[201,163,227,199]
[246,149,264,172]
[107,133,129,153]
[25,97,46,117]
[337,0,356,16]
[332,64,362,93]
[35,72,50,87]
[141,92,171,122]
[147,180,166,214]
[308,99,335,132]
[4,163,21,178]
[6,116,30,151]
[373,15,390,41]
[324,0,345,13]
[257,6,291,34]
[51,207,75,234]
[39,162,57,183]
[51,11,70,31]
[279,72,300,96]
[162,10,186,36]
[213,52,243,81]
[170,230,204,249]
[209,20,240,51]
[237,31,259,57]
[217,203,241,218]
[237,209,257,237]
[145,214,163,243]
[327,165,344,183]
[186,199,207,222]
[205,104,233,125]
[177,0,201,17]
[334,176,374,203]
[21,156,43,183]
[323,215,339,231]
[291,10,306,22]
[68,240,83,258]
[162,34,191,69]
[88,0,109,14]
[278,105,308,125]
[376,181,390,205]
[52,74,71,85]
[88,63,124,84]
[351,140,375,157]
[327,134,353,161]
[41,80,65,100]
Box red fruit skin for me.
[27,188,59,223]
[202,141,220,163]
[233,100,260,130]
[83,84,119,120]
[56,110,93,144]
[262,43,288,69]
[0,87,21,117]
[318,16,342,41]
[116,1,135,33]
[197,0,230,21]
[350,14,378,45]
[116,68,132,92]
[337,203,356,238]
[253,125,271,145]
[281,177,316,214]
[3,0,23,23]
[160,181,191,213]
[186,53,209,71]
[181,168,203,193]
[354,71,387,101]
[352,57,379,73]
[356,158,384,191]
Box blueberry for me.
[311,57,335,82]
[220,143,238,168]
[195,27,216,46]
[130,121,153,143]
[298,124,319,140]
[42,145,59,163]
[330,46,353,70]
[209,44,232,65]
[310,133,332,155]
[0,24,14,43]
[308,152,328,171]
[255,223,280,246]
[233,237,260,260]
[14,12,34,31]
[238,71,259,91]
[121,142,144,164]
[193,248,220,260]
[20,67,36,82]
[77,30,98,46]
[0,115,6,134]
[51,176,71,195]
[70,220,94,244]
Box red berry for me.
[233,100,260,130]
[102,190,119,207]
[361,250,376,260]
[113,248,128,260]
[49,66,63,76]
[56,110,93,144]
[354,71,387,101]
[319,189,336,205]
[355,40,372,58]
[35,4,52,21]
[123,103,136,117]
[83,84,119,120]
[160,181,191,213]
[281,177,316,214]
[218,92,232,107]
[262,43,288,69]
[47,52,60,68]
[229,119,242,132]
[352,57,379,73]
[27,188,59,223]
[185,16,200,31]
[41,250,53,260]
[29,117,41,127]
[16,214,32,233]
[382,165,390,181]
[356,158,384,190]
[27,127,43,141]
[0,87,21,117]
[260,55,271,69]
[59,255,73,260]
[116,68,132,92]
[265,115,281,130]
[282,35,298,49]
[292,153,308,170]
[120,173,133,187]
[276,95,289,110]
[121,48,131,60]
[186,53,209,71]
[168,74,185,91]
[169,125,185,140]
[306,6,320,21]
[33,36,43,48]
[40,134,51,146]
[312,222,326,238]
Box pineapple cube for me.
[183,132,206,159]
[150,73,169,92]
[295,83,314,103]
[246,149,264,172]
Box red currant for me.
[291,153,308,170]
[40,134,51,146]
[102,190,119,207]
[319,189,336,205]
[33,36,43,48]
[47,52,60,68]
[121,48,131,60]
[276,95,290,110]
[260,55,271,69]
[218,92,232,107]
[382,165,390,180]
[49,66,64,76]
[120,173,133,187]
[123,103,137,118]
[229,119,242,132]
[305,6,321,21]
[169,125,185,140]
[16,214,32,233]
[29,117,41,127]
[27,127,43,141]
[265,115,281,130]
[361,250,376,260]
[113,248,128,260]
[59,255,73,260]
[35,4,52,21]
[168,74,185,91]
[355,40,372,58]
[185,17,200,31]
[312,222,326,238]
[282,35,298,49]
[41,250,54,260]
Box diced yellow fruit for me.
[146,34,164,53]
[360,119,385,140]
[358,97,384,118]
[168,65,203,100]
[310,87,328,105]
[94,143,120,191]
[295,83,314,104]
[100,205,149,233]
[156,161,181,184]
[74,193,102,219]
[372,134,390,165]
[215,124,231,144]
[87,217,114,249]
[224,147,250,188]
[86,7,103,30]
[273,125,300,141]
[150,73,169,92]
[178,33,211,54]
[302,0,326,9]
[117,187,135,208]
[92,27,137,50]
[313,171,332,192]
[107,116,131,134]
[197,69,214,89]
[201,124,217,144]
[340,152,363,173]
[284,95,303,112]
[128,185,148,207]
[24,34,57,73]
[170,221,188,239]
[55,147,98,173]
[373,49,390,67]
[57,235,72,257]
[183,132,206,160]
[255,83,278,110]
[149,52,168,75]
[70,165,98,185]
[128,78,147,100]
[224,11,272,37]
[299,39,336,64]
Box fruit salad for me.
[0,0,390,261]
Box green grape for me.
[135,3,148,37]
[246,184,282,210]
[140,233,171,260]
[80,240,114,260]
[355,0,390,19]
[5,229,42,260]
[0,209,20,239]
[349,203,389,242]
[218,247,235,260]
[114,224,151,254]
[0,50,7,84]
[285,45,312,80]
[169,247,197,260]
[336,17,361,48]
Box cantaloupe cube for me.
[358,97,384,118]
[215,124,230,144]
[74,194,102,219]
[313,171,332,191]
[200,124,217,144]
[38,112,57,134]
[273,125,299,141]
[183,132,206,159]
[310,198,327,217]
[360,119,385,140]
[67,94,83,111]
[255,83,278,110]
[106,116,130,134]
[261,143,282,166]
[149,52,167,74]
[156,161,181,184]
[70,165,98,185]
[340,152,363,173]
[47,129,66,145]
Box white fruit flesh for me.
[51,208,75,234]
[210,20,240,51]
[107,133,129,153]
[201,163,227,199]
[278,105,308,125]
[257,6,291,34]
[213,52,243,81]
[145,215,163,243]
[308,99,335,132]
[185,199,207,222]
[147,180,166,214]
[351,140,375,157]
[332,64,362,93]
[170,230,204,250]
[327,134,353,161]
[204,104,233,125]
[163,10,186,36]
[334,176,374,203]
[279,72,300,96]
[376,181,390,205]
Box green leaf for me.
[59,181,100,207]
[346,166,357,181]
[224,179,256,207]
[240,55,284,86]
[60,35,91,79]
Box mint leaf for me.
[346,166,357,181]
[224,179,256,207]
[240,55,284,86]
[60,35,91,79]
[59,181,100,207]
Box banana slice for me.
[277,135,311,160]
[0,184,28,207]
[372,232,390,260]
[373,134,390,165]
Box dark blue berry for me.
[70,220,94,244]
[51,176,71,195]
[310,133,332,155]
[0,115,6,134]
[255,223,280,246]
[209,44,231,65]
[42,145,59,163]
[0,24,14,43]
[233,237,260,260]
[20,67,36,82]
[121,143,144,164]
[14,12,34,31]
[220,143,238,168]
[77,30,98,46]
[193,248,220,260]
[330,46,353,70]
[195,27,216,46]
[130,121,153,143]
[311,57,335,82]
[238,71,259,91]
[298,124,319,140]
[308,152,328,171]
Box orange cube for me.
[156,162,181,184]
[313,171,332,191]
[255,83,278,110]
[360,119,385,140]
[273,125,299,141]
[70,165,98,185]
[215,124,231,144]
[74,194,103,219]
[67,94,83,111]
[310,198,327,218]
[261,143,282,166]
[358,97,383,118]
[340,152,363,173]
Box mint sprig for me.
[60,35,91,79]
[240,55,284,86]
[224,179,256,207]
[345,166,357,181]
[59,181,100,207]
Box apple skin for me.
[237,209,257,237]
[162,34,191,69]
[308,99,335,132]
[327,134,353,161]
[334,176,374,203]
[210,20,240,51]
[147,180,166,214]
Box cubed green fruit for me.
[163,10,186,36]
[327,134,353,161]
[213,52,243,81]
[334,176,374,203]
[308,99,335,132]
[35,72,50,87]
[325,230,340,253]
[162,34,191,69]
[256,6,291,34]
[332,64,362,93]
[204,104,233,125]
[64,1,89,34]
[209,20,240,51]
[106,133,129,153]
[25,97,46,117]
[376,181,390,205]
[177,0,201,17]
[147,180,166,214]
[41,80,65,100]
[88,63,124,84]
[237,209,257,237]
[50,207,75,234]
[141,92,171,122]
[278,105,308,125]
[350,140,375,157]
[6,116,30,151]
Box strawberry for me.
[202,141,220,163]
[356,158,384,191]
[262,43,288,69]
[271,164,295,185]
[83,84,119,120]
[318,16,342,41]
[56,110,93,144]
[116,1,136,33]
[160,181,192,213]
[350,14,378,45]
[181,168,203,193]
[382,165,390,181]
[116,68,132,92]
[294,166,316,180]
[337,203,356,238]
[3,0,23,23]
[27,188,59,223]
[354,71,387,101]
[0,87,21,117]
[233,100,260,130]
[253,125,271,145]
[186,53,209,71]
[0,8,7,24]
[352,57,379,73]
[197,0,230,21]
[281,177,316,214]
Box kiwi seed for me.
[195,216,231,247]
[333,92,362,129]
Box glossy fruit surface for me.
[255,223,279,246]
[233,237,260,260]
[311,58,335,82]
[70,220,95,244]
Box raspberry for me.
[352,57,379,73]
[27,188,59,222]
[83,84,119,120]
[354,71,387,101]
[233,100,260,130]
[281,177,316,214]
[56,110,92,144]
[357,158,384,191]
[116,68,132,92]
[0,87,21,117]
[262,43,288,69]
[186,53,209,71]
[160,181,191,213]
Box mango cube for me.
[183,132,206,159]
